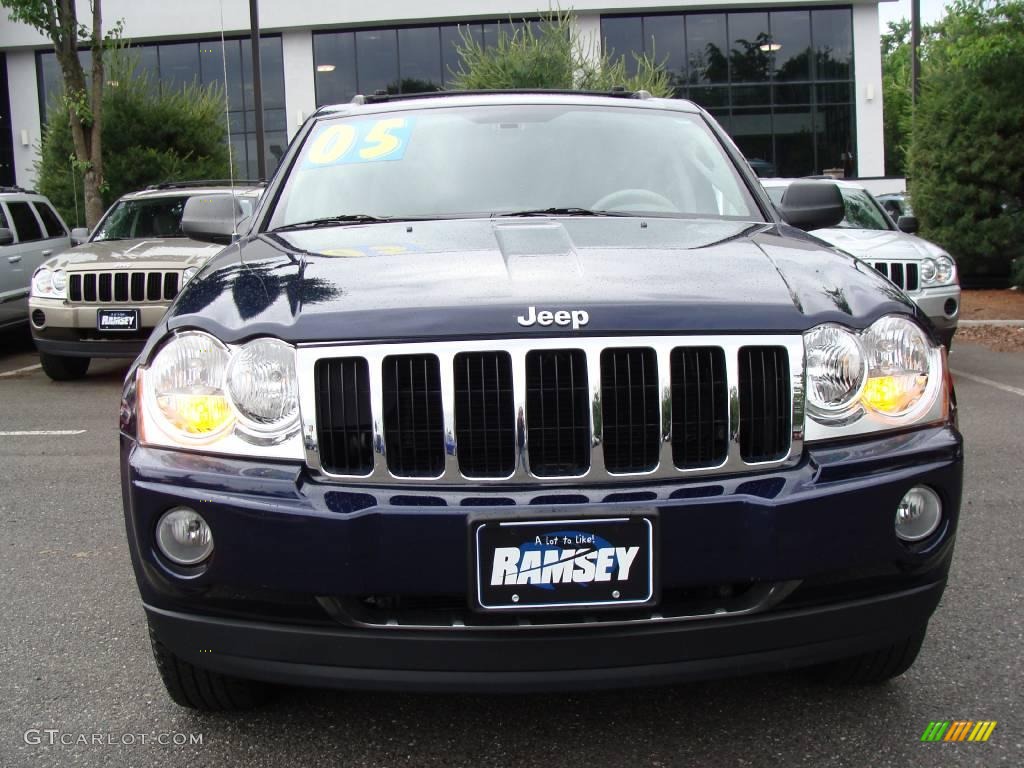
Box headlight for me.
[804,315,947,441]
[226,337,299,432]
[51,269,67,292]
[804,325,866,421]
[919,254,956,286]
[149,331,233,439]
[31,267,67,299]
[933,254,955,284]
[182,266,199,284]
[138,331,304,459]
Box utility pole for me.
[911,0,921,104]
[249,0,267,180]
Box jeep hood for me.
[45,238,223,270]
[811,227,947,261]
[166,217,919,345]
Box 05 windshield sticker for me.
[302,118,414,168]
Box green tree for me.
[1,0,120,227]
[37,51,229,226]
[450,10,674,97]
[908,0,1024,280]
[881,20,912,176]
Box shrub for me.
[907,0,1024,281]
[37,50,229,226]
[450,10,674,97]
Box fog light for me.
[944,298,958,317]
[895,486,942,542]
[156,507,214,565]
[31,309,46,328]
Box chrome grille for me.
[68,270,182,304]
[300,336,805,485]
[873,261,920,292]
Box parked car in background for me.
[875,192,913,221]
[0,186,71,332]
[763,179,959,348]
[28,181,263,379]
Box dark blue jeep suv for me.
[119,91,962,709]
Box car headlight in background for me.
[919,254,957,286]
[804,315,947,441]
[139,331,303,458]
[31,267,67,299]
[182,266,199,284]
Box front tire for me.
[148,622,272,711]
[812,625,927,684]
[39,353,90,381]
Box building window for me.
[601,7,856,177]
[312,19,539,106]
[36,35,286,180]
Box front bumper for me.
[123,425,963,692]
[910,285,960,344]
[30,298,168,358]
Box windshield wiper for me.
[272,214,423,232]
[491,207,635,218]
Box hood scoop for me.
[493,220,583,281]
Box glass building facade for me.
[312,20,543,105]
[602,8,855,176]
[36,36,287,180]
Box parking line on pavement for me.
[0,364,42,378]
[0,430,87,436]
[952,369,1024,398]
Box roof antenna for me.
[218,0,238,241]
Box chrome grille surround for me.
[296,335,806,486]
[67,269,182,304]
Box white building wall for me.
[6,50,42,188]
[852,2,886,176]
[281,29,316,140]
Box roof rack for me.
[0,185,37,195]
[144,179,266,190]
[349,87,655,105]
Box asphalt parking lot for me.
[0,326,1020,768]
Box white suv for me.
[0,187,71,331]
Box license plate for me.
[473,515,656,611]
[96,308,139,332]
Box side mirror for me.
[777,181,845,231]
[0,227,13,246]
[896,215,919,234]
[182,195,246,245]
[70,227,90,245]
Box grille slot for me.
[163,272,180,299]
[114,272,129,301]
[739,346,791,463]
[131,273,146,302]
[600,347,659,473]
[526,349,590,476]
[905,263,919,291]
[889,262,905,289]
[98,273,112,302]
[315,358,373,476]
[83,273,97,302]
[146,273,162,301]
[382,354,445,477]
[671,347,729,468]
[69,274,82,301]
[454,352,515,478]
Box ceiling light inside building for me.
[316,64,336,73]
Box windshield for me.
[270,105,762,227]
[92,197,190,241]
[837,188,893,231]
[92,194,259,242]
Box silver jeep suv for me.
[29,181,262,380]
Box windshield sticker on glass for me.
[303,118,414,168]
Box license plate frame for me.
[96,308,140,332]
[472,514,657,612]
